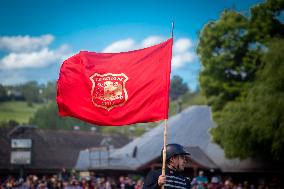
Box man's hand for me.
[158,175,166,186]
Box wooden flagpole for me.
[162,119,168,176]
[161,21,174,189]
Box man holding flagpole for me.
[143,144,191,189]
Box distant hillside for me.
[0,91,206,133]
[0,101,45,124]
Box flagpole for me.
[162,21,174,189]
[162,119,168,178]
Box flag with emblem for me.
[57,38,173,126]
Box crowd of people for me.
[0,169,143,189]
[0,170,143,189]
[0,169,281,189]
[190,171,281,189]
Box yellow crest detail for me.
[90,73,128,111]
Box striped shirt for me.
[164,174,190,189]
[143,167,191,189]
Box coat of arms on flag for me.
[90,73,128,111]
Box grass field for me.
[0,101,45,124]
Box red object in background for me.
[57,38,173,126]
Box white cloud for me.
[0,46,70,70]
[174,38,193,53]
[102,36,165,53]
[102,38,136,53]
[102,36,196,69]
[172,38,196,69]
[0,34,72,70]
[0,34,54,52]
[141,36,164,48]
[172,52,195,69]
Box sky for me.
[0,0,263,91]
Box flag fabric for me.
[57,38,173,126]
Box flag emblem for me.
[90,73,128,111]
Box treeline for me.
[28,75,202,134]
[0,75,190,105]
[197,0,284,161]
[0,81,56,106]
[1,75,203,135]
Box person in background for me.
[194,171,208,189]
[208,176,222,189]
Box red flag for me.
[57,38,173,126]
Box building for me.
[0,126,129,176]
[75,106,282,177]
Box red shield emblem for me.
[90,73,128,111]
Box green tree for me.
[197,10,260,111]
[0,119,19,128]
[250,0,284,42]
[42,81,56,101]
[21,81,42,106]
[29,101,97,131]
[0,84,7,101]
[212,39,284,160]
[197,0,284,160]
[170,75,189,100]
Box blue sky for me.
[0,0,263,90]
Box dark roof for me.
[185,146,217,169]
[76,106,282,173]
[0,126,129,172]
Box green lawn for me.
[0,101,45,124]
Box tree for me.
[29,101,97,131]
[42,81,56,101]
[249,0,284,42]
[21,81,42,106]
[0,84,7,101]
[170,75,189,100]
[212,39,284,160]
[197,0,284,160]
[197,10,260,111]
[0,119,19,128]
